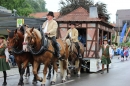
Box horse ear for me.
[30,27,34,33]
[14,29,17,34]
[7,29,11,33]
[24,24,29,28]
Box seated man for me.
[64,22,81,57]
[42,11,61,60]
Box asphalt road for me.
[0,56,130,86]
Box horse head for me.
[23,27,42,52]
[7,29,24,51]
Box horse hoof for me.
[39,77,43,82]
[18,82,24,86]
[51,81,55,85]
[41,84,45,86]
[62,80,66,83]
[67,75,71,80]
[77,74,80,77]
[32,81,37,85]
[46,76,51,80]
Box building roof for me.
[0,6,12,17]
[116,9,130,28]
[116,9,130,18]
[29,12,60,19]
[56,7,100,22]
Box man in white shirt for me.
[42,11,61,60]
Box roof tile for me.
[56,7,100,22]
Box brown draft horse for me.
[23,28,69,86]
[65,39,84,77]
[7,26,39,86]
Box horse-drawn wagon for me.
[56,7,115,72]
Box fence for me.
[0,17,46,35]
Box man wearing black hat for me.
[100,38,112,74]
[64,22,81,57]
[42,11,61,60]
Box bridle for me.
[8,32,24,54]
[23,32,38,50]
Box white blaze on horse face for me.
[23,33,28,52]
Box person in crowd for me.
[120,46,125,61]
[80,32,86,46]
[9,51,16,67]
[0,35,10,86]
[124,46,129,61]
[111,45,115,59]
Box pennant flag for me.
[120,22,127,43]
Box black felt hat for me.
[70,22,76,26]
[47,11,54,17]
[103,37,108,41]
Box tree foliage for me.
[0,0,48,17]
[59,0,110,21]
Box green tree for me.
[37,0,48,12]
[0,0,48,17]
[59,0,110,21]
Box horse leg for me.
[37,63,41,73]
[41,65,48,86]
[75,59,80,77]
[61,60,67,83]
[77,59,82,77]
[59,60,64,76]
[33,61,42,84]
[51,62,58,85]
[25,64,30,78]
[47,65,52,80]
[17,63,24,86]
[67,60,71,79]
[18,61,28,86]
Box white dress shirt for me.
[69,29,72,37]
[5,48,10,59]
[43,20,48,33]
[99,44,113,57]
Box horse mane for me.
[19,26,25,35]
[65,39,71,46]
[26,28,42,40]
[8,30,15,38]
[33,29,42,40]
[65,39,75,51]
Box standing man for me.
[64,22,81,57]
[100,38,113,74]
[42,11,61,60]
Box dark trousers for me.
[49,36,60,55]
[9,55,16,66]
[74,42,80,55]
[3,71,7,83]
